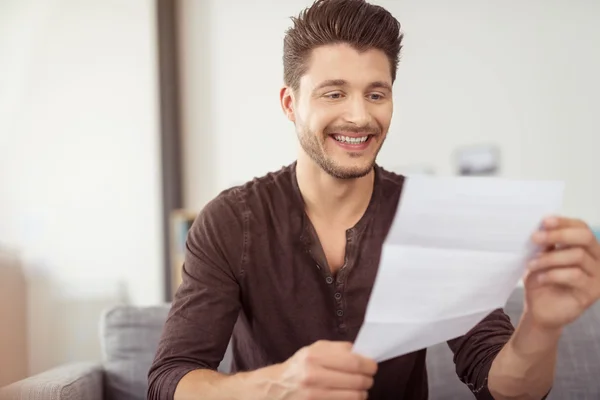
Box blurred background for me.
[0,0,598,388]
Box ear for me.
[280,86,296,122]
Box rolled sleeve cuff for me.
[148,364,203,400]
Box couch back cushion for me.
[101,289,600,400]
[426,287,600,399]
[507,289,600,399]
[101,305,171,400]
[100,304,234,400]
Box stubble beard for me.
[297,126,385,180]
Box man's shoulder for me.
[375,164,406,196]
[203,163,297,221]
[234,163,297,199]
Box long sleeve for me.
[447,308,515,399]
[147,191,245,400]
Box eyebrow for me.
[312,79,393,93]
[367,81,393,92]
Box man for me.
[148,0,600,399]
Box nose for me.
[344,96,372,127]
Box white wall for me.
[179,0,600,226]
[0,0,164,374]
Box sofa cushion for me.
[101,304,171,400]
[426,287,600,399]
[507,288,600,399]
[100,303,234,400]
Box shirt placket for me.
[304,221,356,335]
[333,228,355,333]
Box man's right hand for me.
[173,340,377,400]
[268,340,378,400]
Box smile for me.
[332,135,370,144]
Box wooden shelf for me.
[169,209,198,297]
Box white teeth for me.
[333,135,369,144]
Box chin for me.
[324,161,375,180]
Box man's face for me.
[283,43,394,179]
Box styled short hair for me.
[283,0,404,91]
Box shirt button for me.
[334,292,342,300]
[325,277,334,284]
[336,309,344,317]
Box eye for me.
[324,92,344,100]
[367,93,385,101]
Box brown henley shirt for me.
[147,163,515,399]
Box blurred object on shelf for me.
[455,144,500,176]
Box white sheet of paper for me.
[352,175,565,362]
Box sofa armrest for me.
[0,362,103,400]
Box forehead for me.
[301,43,392,89]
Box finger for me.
[540,216,600,259]
[322,353,378,376]
[533,266,588,289]
[317,353,377,376]
[310,341,378,376]
[531,228,600,259]
[542,216,588,230]
[302,388,368,400]
[528,247,597,276]
[303,366,374,390]
[313,341,354,351]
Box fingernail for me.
[537,273,546,284]
[528,259,538,268]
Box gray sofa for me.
[1,287,599,400]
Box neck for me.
[295,153,375,228]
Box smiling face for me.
[281,43,394,179]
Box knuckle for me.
[310,340,327,350]
[302,351,317,366]
[364,361,376,375]
[578,291,593,309]
[295,348,315,368]
[548,231,560,243]
[582,229,595,245]
[362,376,374,389]
[547,269,561,284]
[299,369,316,387]
[574,267,586,281]
[575,248,587,264]
[296,346,309,360]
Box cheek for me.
[374,105,393,132]
[314,106,341,132]
[303,107,336,135]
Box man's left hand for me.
[524,216,600,331]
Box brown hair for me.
[283,0,404,91]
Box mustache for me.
[324,125,381,136]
